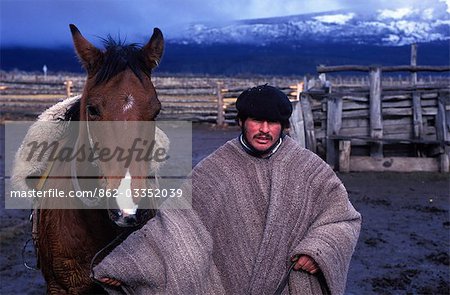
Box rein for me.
[273,260,296,295]
[22,140,63,271]
[23,117,101,271]
[90,227,137,294]
[70,112,102,207]
[273,256,330,295]
[70,135,101,207]
[85,109,100,165]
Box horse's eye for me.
[87,105,100,118]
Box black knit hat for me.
[236,84,293,127]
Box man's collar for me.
[239,133,284,159]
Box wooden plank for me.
[342,101,369,111]
[216,82,225,126]
[349,156,439,172]
[339,140,351,172]
[338,128,414,139]
[159,98,217,103]
[289,100,306,147]
[369,67,383,157]
[339,126,369,137]
[326,96,343,168]
[382,94,411,101]
[300,94,317,153]
[369,67,383,136]
[411,44,418,85]
[342,109,370,118]
[342,95,368,102]
[422,93,439,99]
[442,146,450,172]
[332,86,449,96]
[341,117,412,128]
[436,93,448,142]
[383,100,413,108]
[417,99,437,107]
[317,65,450,73]
[412,92,423,139]
[446,100,450,132]
[339,123,413,139]
[341,118,369,128]
[439,153,449,172]
[328,135,443,144]
[329,97,343,135]
[383,107,437,116]
[383,133,414,140]
[384,123,413,135]
[162,106,217,111]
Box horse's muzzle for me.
[108,209,137,227]
[108,208,156,227]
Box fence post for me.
[411,43,423,138]
[216,82,224,126]
[289,100,305,147]
[369,67,383,157]
[65,80,73,98]
[436,93,449,172]
[300,93,317,153]
[326,95,343,169]
[412,92,423,139]
[411,43,417,85]
[296,82,302,100]
[339,140,351,173]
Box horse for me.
[18,24,165,294]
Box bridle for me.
[70,110,102,207]
[85,108,100,164]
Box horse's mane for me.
[95,36,152,85]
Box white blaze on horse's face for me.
[116,169,138,217]
[123,94,135,113]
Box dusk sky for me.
[1,0,449,47]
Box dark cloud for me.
[1,0,447,47]
[0,0,237,47]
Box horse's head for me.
[70,24,164,227]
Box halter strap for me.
[70,135,102,207]
[85,109,100,166]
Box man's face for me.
[241,118,282,153]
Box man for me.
[95,85,361,294]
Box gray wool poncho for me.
[94,136,361,295]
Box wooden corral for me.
[0,73,299,122]
[293,62,450,173]
[155,77,298,122]
[1,64,449,173]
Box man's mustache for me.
[254,133,273,141]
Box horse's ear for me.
[69,24,103,73]
[143,28,164,69]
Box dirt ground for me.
[0,123,449,294]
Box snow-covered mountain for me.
[173,7,450,46]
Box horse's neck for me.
[39,134,100,209]
[41,159,117,234]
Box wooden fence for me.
[291,64,450,173]
[156,79,298,123]
[1,69,449,172]
[0,74,300,122]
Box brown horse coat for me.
[94,136,361,294]
[11,95,169,193]
[11,96,170,294]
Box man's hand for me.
[292,254,320,274]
